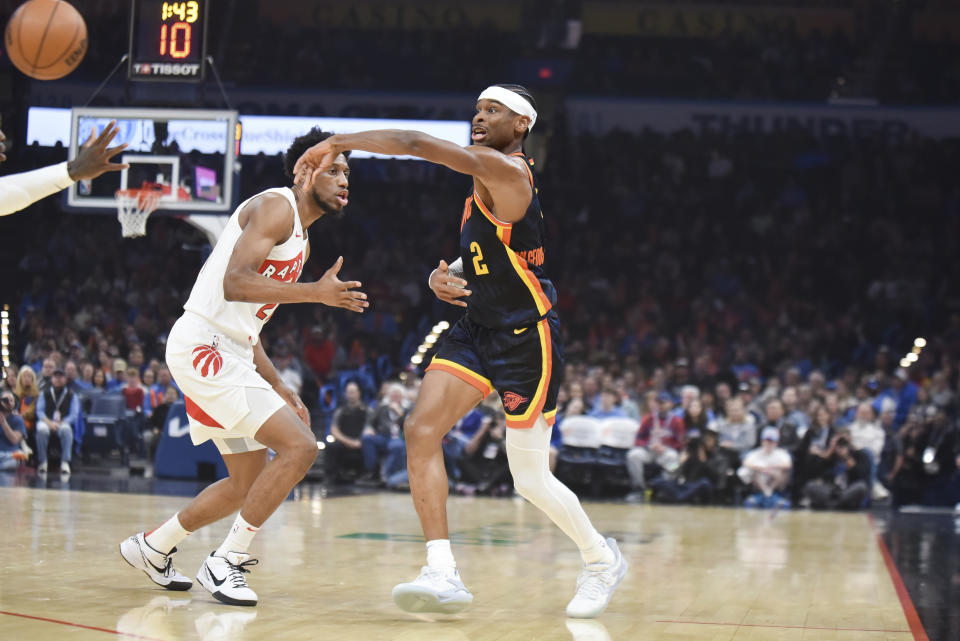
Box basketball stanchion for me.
[115,188,161,238]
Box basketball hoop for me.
[115,189,161,238]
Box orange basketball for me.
[4,0,87,80]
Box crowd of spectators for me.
[5,1,957,105]
[552,356,960,510]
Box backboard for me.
[66,107,239,212]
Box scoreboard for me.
[128,0,209,82]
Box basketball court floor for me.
[0,477,950,641]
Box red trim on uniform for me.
[425,361,492,397]
[500,225,512,246]
[473,191,512,228]
[545,413,557,427]
[516,254,553,313]
[460,196,472,232]
[509,152,535,186]
[505,415,539,429]
[184,395,225,429]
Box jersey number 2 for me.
[470,242,489,276]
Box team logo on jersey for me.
[192,344,223,378]
[258,253,304,283]
[502,391,528,412]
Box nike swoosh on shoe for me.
[208,568,227,587]
[141,550,168,574]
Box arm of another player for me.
[223,193,368,311]
[295,130,522,189]
[253,341,310,427]
[0,121,129,217]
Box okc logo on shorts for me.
[192,344,223,378]
[502,391,528,412]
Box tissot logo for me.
[135,63,201,77]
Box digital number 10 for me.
[160,22,191,59]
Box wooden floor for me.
[0,487,917,641]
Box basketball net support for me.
[180,213,230,246]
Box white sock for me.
[426,539,456,569]
[144,513,191,555]
[506,416,615,567]
[580,535,615,566]
[215,513,260,557]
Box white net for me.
[115,189,160,238]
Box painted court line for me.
[867,513,932,641]
[656,620,911,633]
[0,610,168,641]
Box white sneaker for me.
[196,552,259,607]
[566,538,627,618]
[38,462,48,475]
[60,461,71,475]
[119,532,193,591]
[392,566,473,614]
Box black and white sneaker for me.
[196,552,259,607]
[119,532,193,591]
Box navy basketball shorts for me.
[426,311,564,429]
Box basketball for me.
[4,0,87,80]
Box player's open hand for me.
[429,260,471,308]
[293,139,338,186]
[314,256,368,312]
[67,120,129,181]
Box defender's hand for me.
[313,256,368,312]
[276,383,310,427]
[429,260,471,308]
[294,139,338,185]
[67,121,130,181]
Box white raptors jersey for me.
[183,187,306,346]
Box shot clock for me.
[128,0,209,81]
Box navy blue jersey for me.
[459,152,556,329]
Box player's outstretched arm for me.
[294,130,520,184]
[223,193,368,312]
[0,121,129,217]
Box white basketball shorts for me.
[166,312,286,455]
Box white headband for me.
[477,86,537,132]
